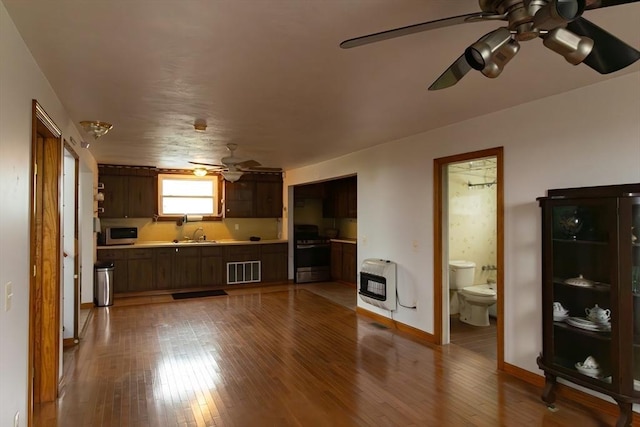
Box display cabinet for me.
[537,184,640,427]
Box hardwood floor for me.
[450,314,497,361]
[37,286,616,426]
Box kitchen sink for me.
[173,239,218,244]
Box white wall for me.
[285,72,640,379]
[0,2,97,425]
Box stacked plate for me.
[566,317,611,332]
[553,312,569,322]
[575,362,602,378]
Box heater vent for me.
[227,261,261,284]
[359,259,397,311]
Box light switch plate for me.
[5,281,13,312]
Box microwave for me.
[104,227,138,245]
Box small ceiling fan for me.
[340,0,640,90]
[189,143,282,182]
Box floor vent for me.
[227,261,261,285]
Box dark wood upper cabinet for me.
[225,173,283,218]
[323,176,357,219]
[537,183,640,426]
[98,166,157,218]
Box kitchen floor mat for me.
[172,290,228,300]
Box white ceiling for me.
[4,0,639,171]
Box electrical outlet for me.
[5,281,13,312]
[234,224,239,230]
[14,411,19,427]
[412,240,420,252]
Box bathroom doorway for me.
[433,147,504,368]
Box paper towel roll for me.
[185,215,203,222]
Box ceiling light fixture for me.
[221,170,243,182]
[542,27,594,65]
[79,120,113,139]
[464,28,520,79]
[193,167,208,177]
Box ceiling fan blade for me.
[243,166,283,172]
[340,12,504,49]
[585,0,639,10]
[428,54,472,91]
[188,161,224,169]
[236,159,261,169]
[567,18,640,73]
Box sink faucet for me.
[191,227,205,241]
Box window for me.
[158,174,219,216]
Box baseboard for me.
[80,302,94,309]
[63,338,78,348]
[355,306,436,344]
[504,362,640,423]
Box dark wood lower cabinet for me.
[201,245,224,287]
[127,249,154,292]
[98,243,288,294]
[260,243,288,283]
[331,241,357,284]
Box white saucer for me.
[566,317,611,332]
[575,362,602,378]
[553,313,568,322]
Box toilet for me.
[449,260,497,327]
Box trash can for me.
[94,261,114,307]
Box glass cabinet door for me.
[631,199,640,394]
[548,199,615,387]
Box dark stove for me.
[294,224,331,283]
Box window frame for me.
[157,173,223,220]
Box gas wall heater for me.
[359,259,397,311]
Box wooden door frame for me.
[28,100,63,423]
[433,146,505,370]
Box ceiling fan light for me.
[543,27,594,65]
[533,0,585,30]
[221,170,243,182]
[464,28,519,78]
[193,167,208,177]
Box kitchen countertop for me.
[98,239,288,249]
[330,238,357,244]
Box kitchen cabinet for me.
[536,183,640,426]
[97,248,128,293]
[224,175,255,218]
[331,241,357,284]
[127,248,154,292]
[260,243,288,283]
[224,173,283,218]
[155,248,174,290]
[98,166,157,218]
[201,246,224,287]
[156,246,201,289]
[323,176,357,219]
[255,178,283,218]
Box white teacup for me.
[553,302,567,315]
[582,356,599,369]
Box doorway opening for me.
[433,147,504,369]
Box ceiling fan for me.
[189,143,282,182]
[340,0,640,90]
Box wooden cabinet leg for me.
[615,401,632,427]
[541,373,557,408]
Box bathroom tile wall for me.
[448,170,497,284]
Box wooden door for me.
[29,101,62,408]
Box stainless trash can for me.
[94,261,114,307]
